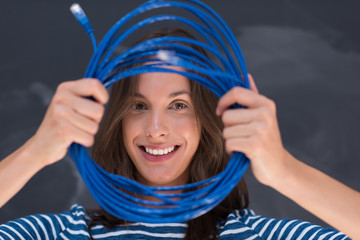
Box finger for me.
[66,124,95,147]
[59,78,109,104]
[216,87,269,116]
[222,123,254,139]
[248,73,259,93]
[222,108,261,127]
[64,107,100,135]
[55,119,95,148]
[225,137,251,155]
[61,92,105,123]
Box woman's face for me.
[122,70,201,187]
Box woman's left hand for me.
[216,74,291,186]
[216,75,360,240]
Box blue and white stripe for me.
[0,204,350,239]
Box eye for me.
[171,102,188,110]
[132,102,147,111]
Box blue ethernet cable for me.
[69,0,250,223]
[70,4,97,50]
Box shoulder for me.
[218,209,350,240]
[0,204,90,239]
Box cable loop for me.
[69,0,250,223]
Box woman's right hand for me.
[0,78,108,208]
[29,78,109,167]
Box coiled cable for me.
[69,0,250,223]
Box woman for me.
[0,29,357,239]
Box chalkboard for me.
[1,0,359,229]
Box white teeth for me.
[145,146,176,156]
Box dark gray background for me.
[1,0,359,229]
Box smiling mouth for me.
[139,145,180,156]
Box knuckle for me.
[255,108,266,122]
[258,107,272,121]
[221,111,229,123]
[232,87,241,97]
[53,90,67,104]
[90,123,99,135]
[99,104,105,116]
[221,110,234,125]
[225,139,233,152]
[87,78,101,91]
[266,98,276,112]
[88,79,97,88]
[53,105,68,119]
[83,135,95,147]
[227,138,239,151]
[56,82,70,93]
[94,105,105,121]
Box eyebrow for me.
[134,90,191,99]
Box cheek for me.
[174,115,201,143]
[122,117,138,150]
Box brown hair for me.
[89,28,249,239]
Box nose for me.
[145,109,169,138]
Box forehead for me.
[136,70,190,95]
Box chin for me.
[144,175,176,186]
[138,169,188,187]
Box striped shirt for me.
[0,204,350,239]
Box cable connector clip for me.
[70,3,93,35]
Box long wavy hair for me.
[89,28,249,239]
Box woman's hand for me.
[29,78,109,167]
[0,78,109,208]
[217,75,360,238]
[216,74,290,186]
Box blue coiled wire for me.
[68,0,250,223]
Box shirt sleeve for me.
[0,213,63,240]
[247,216,350,240]
[0,204,87,240]
[219,209,351,240]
